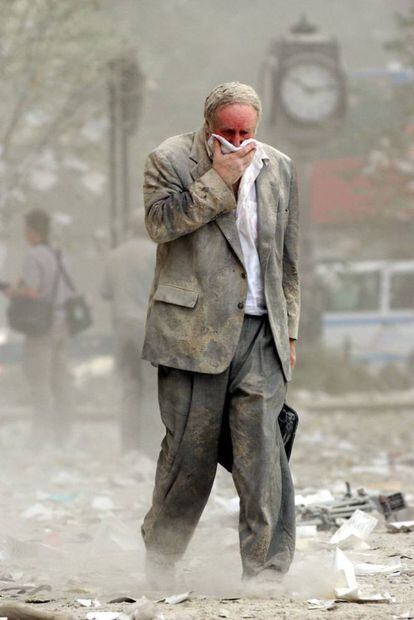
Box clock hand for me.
[290,77,330,95]
[290,76,313,93]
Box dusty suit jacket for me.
[142,128,300,381]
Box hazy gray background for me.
[111,0,409,171]
[0,4,413,614]
[1,0,413,400]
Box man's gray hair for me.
[204,82,262,127]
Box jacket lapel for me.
[214,212,245,268]
[189,128,211,181]
[189,129,245,268]
[256,159,279,272]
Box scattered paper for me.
[334,547,358,599]
[353,592,395,604]
[307,598,337,610]
[387,521,414,533]
[86,614,119,620]
[295,490,335,506]
[329,509,377,549]
[218,611,230,618]
[297,525,318,538]
[77,599,101,608]
[392,612,413,619]
[164,592,190,605]
[21,503,54,520]
[334,548,396,603]
[355,562,402,576]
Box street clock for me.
[264,15,347,146]
[279,55,345,125]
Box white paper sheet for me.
[334,548,396,603]
[387,520,414,533]
[355,562,402,575]
[330,509,378,549]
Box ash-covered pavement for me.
[0,388,414,620]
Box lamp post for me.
[108,54,144,247]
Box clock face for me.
[280,62,341,124]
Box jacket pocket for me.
[153,283,199,308]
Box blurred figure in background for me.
[101,213,157,453]
[5,208,75,446]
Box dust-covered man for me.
[141,82,300,586]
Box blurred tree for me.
[362,2,414,221]
[0,0,128,232]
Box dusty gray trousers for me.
[142,315,295,576]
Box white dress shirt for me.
[208,134,268,315]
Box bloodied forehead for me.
[212,104,258,133]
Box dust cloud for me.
[0,1,413,619]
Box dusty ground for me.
[0,376,413,620]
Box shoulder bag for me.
[55,251,93,336]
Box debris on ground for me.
[334,547,396,603]
[163,592,191,604]
[0,603,74,620]
[387,520,414,533]
[329,508,378,549]
[129,596,165,620]
[296,483,406,530]
[76,599,102,608]
[86,612,123,620]
[307,598,337,610]
[1,402,414,618]
[354,561,402,576]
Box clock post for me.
[262,15,347,343]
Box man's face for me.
[25,226,40,245]
[210,104,258,148]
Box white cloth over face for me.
[208,134,269,315]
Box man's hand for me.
[212,139,256,188]
[289,339,297,370]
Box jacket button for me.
[241,272,246,279]
[238,302,244,309]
